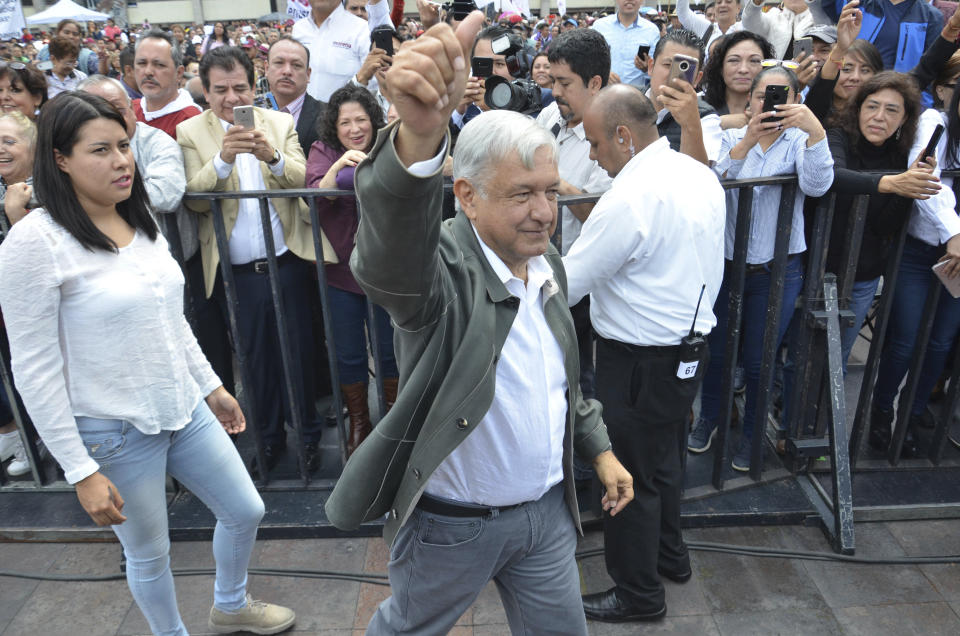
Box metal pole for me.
[257,198,309,485]
[210,199,270,485]
[711,187,754,489]
[751,182,797,480]
[365,299,387,421]
[307,196,349,467]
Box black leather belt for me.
[417,492,527,518]
[233,250,298,275]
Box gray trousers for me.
[366,484,588,636]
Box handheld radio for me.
[677,285,707,380]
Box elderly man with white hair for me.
[323,12,634,636]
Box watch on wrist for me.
[267,149,281,166]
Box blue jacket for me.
[823,0,943,72]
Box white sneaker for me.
[6,443,30,476]
[208,594,295,634]
[0,431,19,461]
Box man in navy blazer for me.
[265,36,327,158]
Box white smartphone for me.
[233,105,255,129]
[933,259,960,299]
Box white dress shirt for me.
[293,5,370,102]
[535,102,613,254]
[564,137,726,345]
[212,117,289,264]
[406,140,568,506]
[910,108,960,246]
[676,0,744,52]
[0,211,222,484]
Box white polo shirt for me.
[293,5,370,102]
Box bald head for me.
[593,84,658,139]
[583,84,661,178]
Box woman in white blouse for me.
[0,93,294,636]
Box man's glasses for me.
[761,59,800,70]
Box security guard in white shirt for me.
[564,84,725,623]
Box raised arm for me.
[350,13,485,329]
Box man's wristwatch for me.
[267,149,281,166]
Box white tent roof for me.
[27,0,111,25]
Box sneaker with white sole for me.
[0,431,20,461]
[208,594,295,635]
[6,444,30,476]
[687,417,717,453]
[731,436,753,473]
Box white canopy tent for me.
[26,0,111,25]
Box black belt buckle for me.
[253,260,268,274]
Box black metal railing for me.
[3,174,960,555]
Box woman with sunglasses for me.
[0,62,46,120]
[702,31,775,126]
[688,65,832,472]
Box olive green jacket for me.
[324,123,611,547]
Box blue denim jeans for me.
[327,286,398,385]
[874,237,960,415]
[841,277,881,376]
[700,255,805,439]
[76,401,265,636]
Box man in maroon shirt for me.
[132,29,200,139]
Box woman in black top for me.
[818,72,937,385]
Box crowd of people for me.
[2,0,960,634]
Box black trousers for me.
[596,336,708,608]
[213,254,319,448]
[185,252,235,396]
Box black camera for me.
[484,76,543,115]
[443,0,476,20]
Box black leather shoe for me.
[304,442,321,474]
[249,443,285,479]
[658,564,693,584]
[867,406,893,451]
[901,426,922,459]
[582,588,666,623]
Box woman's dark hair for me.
[33,92,156,252]
[840,71,922,164]
[0,63,48,113]
[843,40,883,76]
[945,80,960,168]
[749,66,800,96]
[702,30,774,110]
[318,85,386,154]
[203,21,231,55]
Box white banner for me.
[287,0,311,21]
[558,0,567,18]
[0,0,25,40]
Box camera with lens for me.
[440,0,477,20]
[480,32,542,115]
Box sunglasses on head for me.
[761,59,799,70]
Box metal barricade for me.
[3,174,960,554]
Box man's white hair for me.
[453,110,557,199]
[77,74,132,106]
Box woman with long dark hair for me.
[701,30,775,122]
[0,93,294,636]
[201,22,232,57]
[689,66,833,472]
[306,84,398,457]
[869,76,960,455]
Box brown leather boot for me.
[341,382,371,457]
[382,377,399,413]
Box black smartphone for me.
[451,0,475,20]
[471,56,493,79]
[371,28,394,56]
[637,44,650,60]
[922,124,946,163]
[762,85,790,122]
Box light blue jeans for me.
[76,401,265,636]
